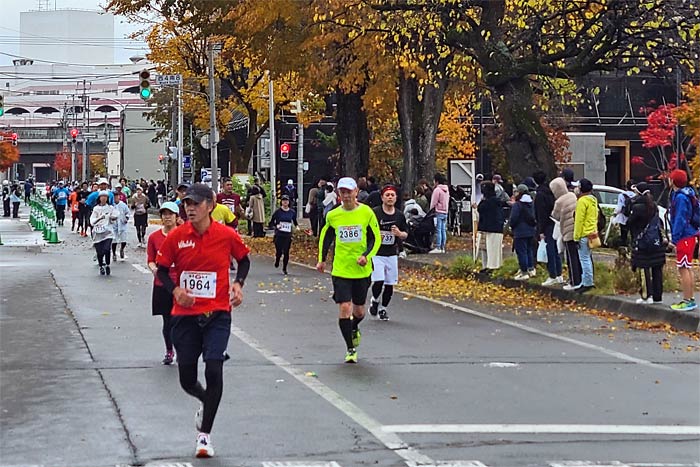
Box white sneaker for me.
[528,269,537,278]
[556,276,564,284]
[195,433,214,458]
[563,284,582,291]
[428,248,442,254]
[194,402,203,431]
[542,277,559,286]
[635,297,654,304]
[398,251,407,259]
[514,272,529,281]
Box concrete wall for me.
[20,10,114,66]
[121,108,164,182]
[565,132,606,185]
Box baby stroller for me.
[404,208,436,254]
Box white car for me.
[592,184,670,240]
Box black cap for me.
[183,183,214,203]
[578,178,593,193]
[280,194,290,201]
[177,182,190,191]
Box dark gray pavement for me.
[1,206,699,467]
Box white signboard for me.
[156,74,182,86]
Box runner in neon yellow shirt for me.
[317,177,381,363]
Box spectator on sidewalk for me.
[573,178,598,293]
[561,168,576,192]
[551,177,581,290]
[510,184,537,280]
[613,179,636,246]
[627,182,666,304]
[534,171,563,286]
[492,174,511,205]
[477,181,505,271]
[249,185,266,238]
[430,173,450,254]
[668,169,699,311]
[10,183,22,218]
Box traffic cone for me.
[47,222,60,244]
[43,219,51,240]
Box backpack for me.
[635,215,665,252]
[620,193,634,218]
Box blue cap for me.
[159,201,180,215]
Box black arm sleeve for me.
[234,255,251,285]
[156,265,176,293]
[362,228,377,257]
[321,226,335,261]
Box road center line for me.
[230,325,434,466]
[131,263,151,274]
[382,424,700,435]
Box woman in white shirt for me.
[90,191,117,276]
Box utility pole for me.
[177,81,184,185]
[208,43,219,193]
[268,74,276,212]
[296,120,304,223]
[81,80,88,181]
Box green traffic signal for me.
[0,108,4,117]
[140,88,152,99]
[139,69,151,101]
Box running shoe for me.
[195,433,214,458]
[274,258,280,268]
[105,266,111,276]
[369,299,379,316]
[541,277,559,286]
[635,297,654,304]
[563,283,582,291]
[162,351,174,365]
[195,402,203,432]
[528,268,537,278]
[99,266,105,276]
[378,309,389,321]
[352,328,361,348]
[514,271,529,281]
[113,253,117,262]
[670,298,698,311]
[345,348,358,364]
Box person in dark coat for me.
[477,181,505,270]
[510,184,537,280]
[533,171,562,285]
[627,182,666,304]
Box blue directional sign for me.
[183,155,192,169]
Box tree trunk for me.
[491,77,557,182]
[336,87,370,178]
[228,108,259,174]
[397,71,447,196]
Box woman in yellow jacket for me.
[573,178,598,293]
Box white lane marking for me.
[142,463,193,467]
[383,424,700,435]
[262,462,342,467]
[230,325,434,466]
[288,260,672,371]
[406,462,488,467]
[549,463,628,467]
[398,290,673,371]
[257,290,288,294]
[484,362,519,368]
[131,263,151,274]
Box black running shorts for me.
[331,276,372,305]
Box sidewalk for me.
[400,250,700,332]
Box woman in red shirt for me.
[147,202,180,365]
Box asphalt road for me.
[1,216,699,467]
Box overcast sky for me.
[0,0,149,66]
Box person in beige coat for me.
[550,177,581,290]
[249,186,266,237]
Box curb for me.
[399,257,700,333]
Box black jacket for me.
[627,195,666,269]
[534,184,555,235]
[477,196,505,233]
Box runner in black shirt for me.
[369,185,408,321]
[269,194,298,275]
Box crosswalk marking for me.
[261,463,342,467]
[131,263,151,274]
[406,462,488,467]
[550,463,700,467]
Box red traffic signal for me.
[11,132,17,146]
[280,143,290,154]
[158,154,164,161]
[70,128,79,142]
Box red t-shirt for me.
[217,192,241,227]
[156,220,250,316]
[147,228,178,287]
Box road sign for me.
[156,74,182,86]
[183,155,191,169]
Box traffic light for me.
[168,146,178,160]
[70,128,79,143]
[158,154,164,162]
[280,142,290,159]
[11,132,17,146]
[0,95,4,117]
[139,69,152,100]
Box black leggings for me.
[112,242,126,256]
[371,281,394,307]
[94,238,113,266]
[642,265,664,302]
[134,213,148,243]
[162,315,173,352]
[564,240,582,287]
[178,360,224,434]
[78,208,90,232]
[274,235,292,270]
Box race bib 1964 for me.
[338,225,362,243]
[180,271,217,299]
[380,231,395,245]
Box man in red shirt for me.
[156,183,251,458]
[216,178,242,230]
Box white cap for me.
[98,190,110,197]
[337,177,357,191]
[114,183,122,188]
[98,178,109,185]
[287,179,293,185]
